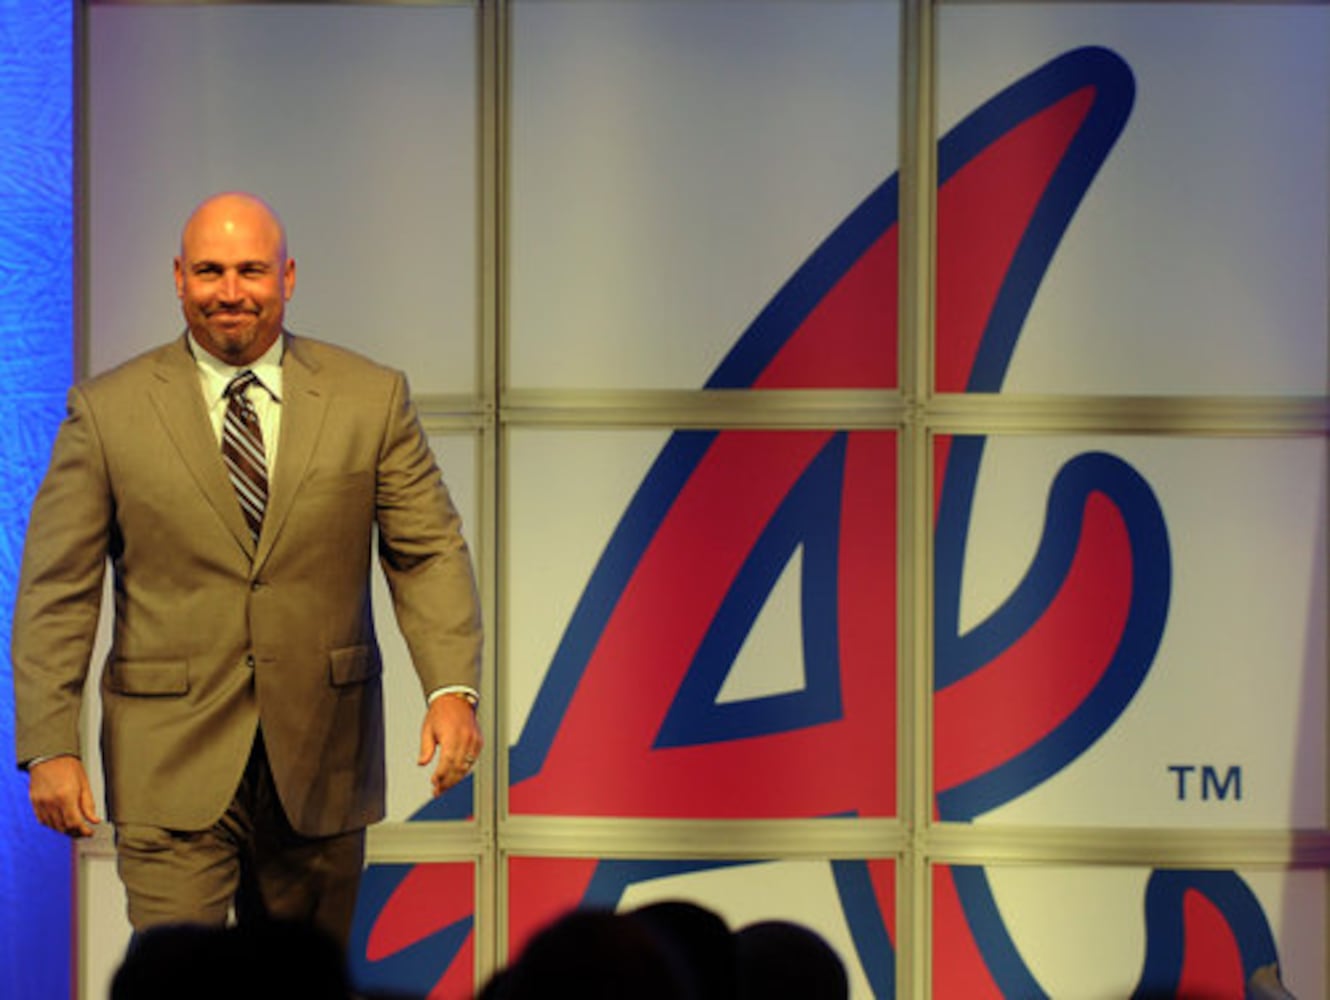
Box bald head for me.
[180,192,288,260]
[175,192,295,365]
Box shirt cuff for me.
[23,753,75,771]
[428,685,479,707]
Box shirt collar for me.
[188,330,285,404]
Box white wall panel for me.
[939,4,1330,395]
[509,0,899,390]
[86,4,478,392]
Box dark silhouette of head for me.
[628,899,737,1000]
[111,918,352,1000]
[735,919,848,1000]
[500,907,694,999]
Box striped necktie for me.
[222,370,268,544]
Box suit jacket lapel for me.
[147,336,255,555]
[256,333,329,570]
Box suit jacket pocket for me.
[329,645,382,687]
[108,659,189,696]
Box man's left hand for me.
[418,693,483,797]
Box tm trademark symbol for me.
[1168,764,1243,802]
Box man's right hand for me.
[28,756,100,838]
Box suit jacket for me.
[12,333,482,837]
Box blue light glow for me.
[0,2,75,997]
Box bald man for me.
[12,192,483,944]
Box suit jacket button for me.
[245,654,256,669]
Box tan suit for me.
[12,333,481,839]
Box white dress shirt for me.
[189,330,284,464]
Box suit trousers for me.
[114,730,366,949]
